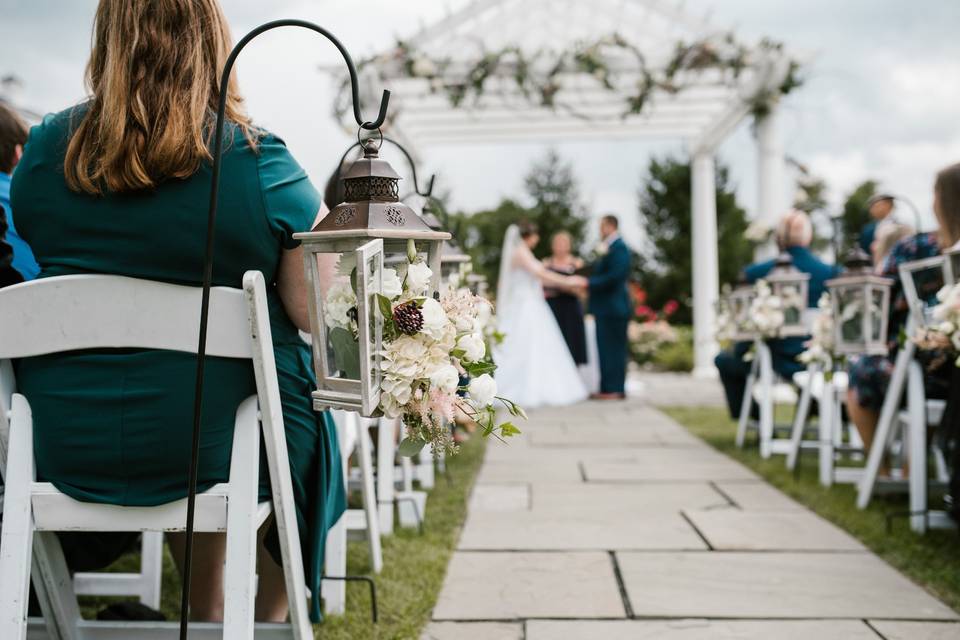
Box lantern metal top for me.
[826,247,892,288]
[295,137,450,243]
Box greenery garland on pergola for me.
[334,31,803,128]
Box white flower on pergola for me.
[336,0,801,377]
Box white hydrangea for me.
[325,281,357,332]
[457,332,486,363]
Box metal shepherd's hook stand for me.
[182,19,389,639]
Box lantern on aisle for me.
[420,204,471,287]
[766,253,811,337]
[728,276,757,341]
[295,135,450,416]
[826,247,892,356]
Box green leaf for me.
[398,437,427,457]
[329,327,361,380]
[499,422,521,437]
[377,294,395,320]
[464,360,496,377]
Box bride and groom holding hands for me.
[493,214,632,409]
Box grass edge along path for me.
[660,405,960,615]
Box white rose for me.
[420,297,448,336]
[381,268,403,300]
[468,374,497,407]
[457,332,486,362]
[429,363,460,394]
[405,261,433,296]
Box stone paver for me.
[684,509,866,551]
[869,620,960,640]
[713,480,805,510]
[420,621,523,640]
[526,619,880,640]
[432,551,624,620]
[429,385,958,635]
[617,551,958,619]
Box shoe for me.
[590,392,626,401]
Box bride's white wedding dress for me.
[493,226,588,408]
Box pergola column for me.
[691,150,719,378]
[755,106,788,258]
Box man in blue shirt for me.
[715,210,841,419]
[0,103,39,280]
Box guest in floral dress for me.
[846,164,960,467]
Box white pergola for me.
[348,0,796,377]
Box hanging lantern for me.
[826,247,892,356]
[766,253,811,337]
[295,136,450,416]
[728,276,757,341]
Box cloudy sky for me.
[2,0,958,248]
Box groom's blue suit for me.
[589,236,632,395]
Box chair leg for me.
[376,418,397,536]
[907,361,927,533]
[857,343,913,509]
[223,398,260,640]
[139,532,164,610]
[322,517,347,616]
[0,394,38,640]
[818,380,834,487]
[735,358,757,449]
[786,365,816,470]
[758,343,774,459]
[31,532,82,640]
[356,418,383,574]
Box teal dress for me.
[10,106,345,621]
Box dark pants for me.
[715,345,754,419]
[715,341,806,420]
[595,314,629,394]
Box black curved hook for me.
[183,20,390,638]
[336,134,435,198]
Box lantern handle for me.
[181,19,390,639]
[336,134,436,198]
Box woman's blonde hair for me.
[872,222,913,268]
[65,0,256,194]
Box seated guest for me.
[715,210,840,419]
[871,222,914,272]
[846,164,960,466]
[0,102,38,280]
[859,193,895,258]
[0,205,22,287]
[11,0,344,623]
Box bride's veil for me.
[496,224,521,309]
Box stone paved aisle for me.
[422,397,960,640]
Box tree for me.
[450,150,589,290]
[523,149,588,259]
[636,156,753,324]
[840,179,878,252]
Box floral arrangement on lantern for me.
[325,241,524,456]
[914,283,960,367]
[798,292,836,370]
[745,279,785,338]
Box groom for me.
[575,215,631,400]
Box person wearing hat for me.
[859,194,895,258]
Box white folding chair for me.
[0,272,313,640]
[72,532,164,610]
[735,340,797,458]
[322,411,383,617]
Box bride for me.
[494,222,589,408]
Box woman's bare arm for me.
[513,245,575,289]
[277,204,336,333]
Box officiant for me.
[714,210,840,419]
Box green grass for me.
[79,434,486,639]
[661,405,960,613]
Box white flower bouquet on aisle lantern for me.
[746,279,785,338]
[798,292,836,370]
[914,283,960,366]
[375,241,524,456]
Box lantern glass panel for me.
[836,286,866,346]
[729,286,756,341]
[869,286,886,343]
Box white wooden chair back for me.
[0,272,312,639]
[898,255,945,331]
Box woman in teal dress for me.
[10,0,344,623]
